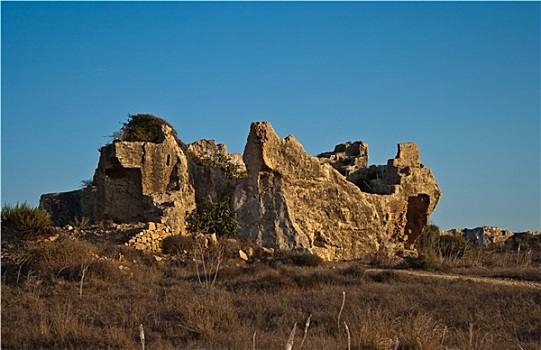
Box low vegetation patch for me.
[275,250,324,267]
[1,202,52,240]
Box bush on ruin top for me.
[114,114,179,143]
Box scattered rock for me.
[47,233,60,242]
[238,250,249,261]
[261,247,275,257]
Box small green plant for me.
[114,114,179,143]
[1,202,52,239]
[186,193,237,238]
[69,216,90,230]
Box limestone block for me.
[134,243,147,250]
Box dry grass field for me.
[2,227,540,350]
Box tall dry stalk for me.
[298,314,312,350]
[79,261,92,298]
[139,323,145,350]
[344,322,351,350]
[337,291,346,330]
[193,242,222,288]
[285,322,297,350]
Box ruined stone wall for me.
[126,222,174,251]
[318,141,369,176]
[39,187,95,226]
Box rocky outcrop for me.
[41,119,441,261]
[442,226,514,247]
[463,227,513,246]
[233,121,441,261]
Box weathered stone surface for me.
[186,139,246,177]
[186,139,246,210]
[186,139,228,159]
[233,121,441,260]
[318,141,369,176]
[189,163,236,211]
[353,143,441,249]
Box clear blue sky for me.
[2,2,539,232]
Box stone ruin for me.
[40,121,441,261]
[442,226,541,247]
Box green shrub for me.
[1,202,52,239]
[186,193,237,238]
[115,114,179,143]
